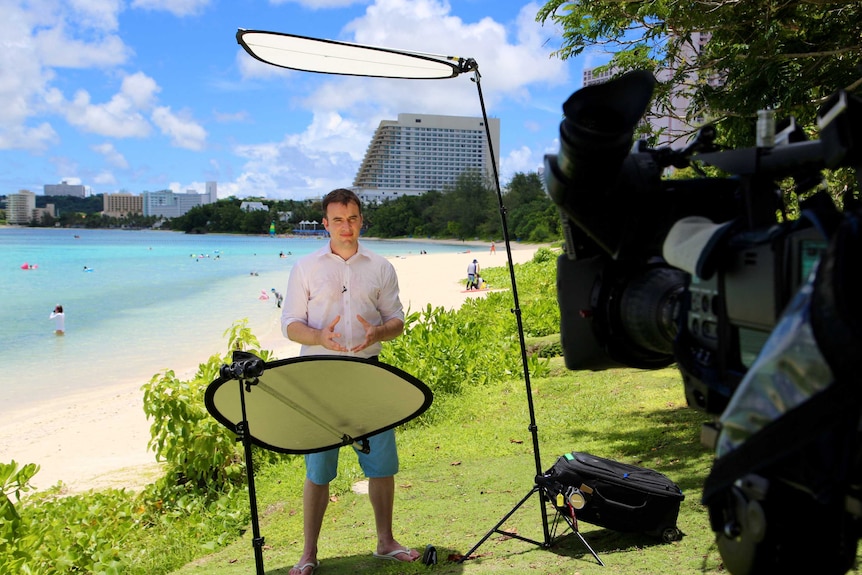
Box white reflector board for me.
[205,355,433,454]
[236,29,463,79]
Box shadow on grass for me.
[548,526,673,562]
[452,524,676,571]
[557,404,715,494]
[264,547,466,574]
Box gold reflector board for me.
[205,355,433,454]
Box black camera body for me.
[544,70,859,415]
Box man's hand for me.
[319,315,348,352]
[351,314,378,352]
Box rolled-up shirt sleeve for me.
[281,262,309,338]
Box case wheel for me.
[661,527,682,543]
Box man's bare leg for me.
[369,476,419,561]
[289,479,329,575]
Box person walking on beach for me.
[281,188,419,575]
[466,258,480,290]
[50,304,65,335]
[490,241,496,255]
[270,288,283,308]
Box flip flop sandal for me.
[290,560,319,575]
[373,548,416,561]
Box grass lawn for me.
[170,359,733,574]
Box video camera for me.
[544,69,860,415]
[544,70,862,574]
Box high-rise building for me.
[7,190,36,224]
[583,32,717,148]
[44,181,86,198]
[142,190,206,219]
[103,193,144,218]
[206,181,218,204]
[353,113,501,203]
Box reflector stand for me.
[206,351,433,574]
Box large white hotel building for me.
[352,113,501,204]
[583,31,717,148]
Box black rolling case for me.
[538,451,684,542]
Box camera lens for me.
[617,266,686,356]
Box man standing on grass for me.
[281,188,420,575]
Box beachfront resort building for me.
[140,181,218,219]
[7,189,37,224]
[44,180,86,198]
[584,31,718,148]
[352,113,501,204]
[103,193,144,218]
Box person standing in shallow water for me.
[50,305,65,335]
[280,188,420,575]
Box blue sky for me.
[2,0,610,201]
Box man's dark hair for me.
[322,188,362,216]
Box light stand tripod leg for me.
[459,486,549,561]
[551,507,604,566]
[237,382,266,575]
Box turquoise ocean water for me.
[0,228,462,411]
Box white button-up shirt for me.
[281,242,404,358]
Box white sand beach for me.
[0,242,541,494]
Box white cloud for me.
[52,72,161,138]
[268,0,367,9]
[236,48,295,81]
[130,0,211,17]
[0,122,59,152]
[120,72,161,109]
[0,1,131,150]
[501,144,544,178]
[93,142,129,169]
[228,111,363,198]
[93,170,118,185]
[69,0,124,30]
[213,109,250,123]
[34,25,130,68]
[151,107,208,150]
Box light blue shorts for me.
[305,428,399,485]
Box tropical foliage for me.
[168,170,562,242]
[3,169,562,241]
[537,0,862,147]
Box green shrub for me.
[0,462,41,574]
[383,303,522,406]
[141,320,279,494]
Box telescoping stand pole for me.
[457,62,552,560]
[457,63,602,566]
[236,374,267,575]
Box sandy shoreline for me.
[0,241,541,494]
